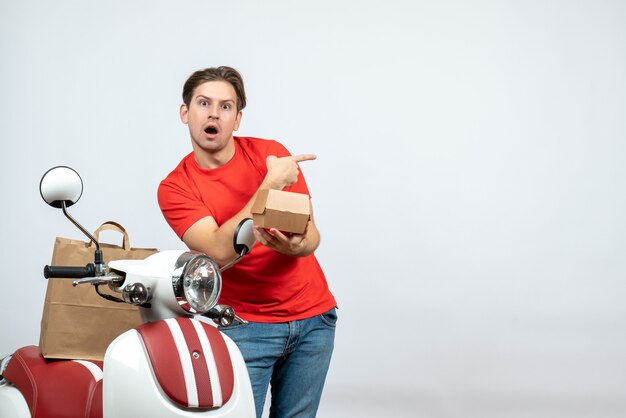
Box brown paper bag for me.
[39,221,158,361]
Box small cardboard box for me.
[251,189,310,234]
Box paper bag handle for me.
[91,221,131,250]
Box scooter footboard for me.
[104,318,255,417]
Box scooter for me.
[0,166,257,418]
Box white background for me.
[1,1,625,417]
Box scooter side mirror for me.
[39,166,103,268]
[233,218,256,256]
[39,166,83,209]
[219,218,257,273]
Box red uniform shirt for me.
[158,137,336,322]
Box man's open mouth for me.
[204,126,218,135]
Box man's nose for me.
[208,105,219,118]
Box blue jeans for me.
[219,308,337,418]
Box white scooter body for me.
[104,251,256,417]
[0,251,256,418]
[0,381,29,418]
[106,251,256,417]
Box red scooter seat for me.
[3,345,103,418]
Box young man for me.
[158,66,337,418]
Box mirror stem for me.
[61,200,100,252]
[219,248,248,272]
[61,201,104,268]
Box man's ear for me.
[234,110,243,131]
[180,103,189,124]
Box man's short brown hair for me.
[182,66,247,111]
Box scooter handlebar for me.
[44,264,96,279]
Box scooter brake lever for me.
[73,274,123,287]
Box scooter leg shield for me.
[103,320,255,417]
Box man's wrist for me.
[260,178,283,190]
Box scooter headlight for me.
[172,252,222,314]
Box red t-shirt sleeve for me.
[157,167,211,240]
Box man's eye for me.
[222,103,232,110]
[200,100,209,106]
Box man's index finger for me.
[292,154,317,163]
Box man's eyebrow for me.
[195,95,235,103]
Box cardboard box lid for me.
[251,189,310,216]
[251,189,311,234]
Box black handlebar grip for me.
[44,264,96,279]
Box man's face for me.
[180,80,242,156]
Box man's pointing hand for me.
[264,154,316,189]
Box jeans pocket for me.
[217,321,249,332]
[319,308,338,328]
